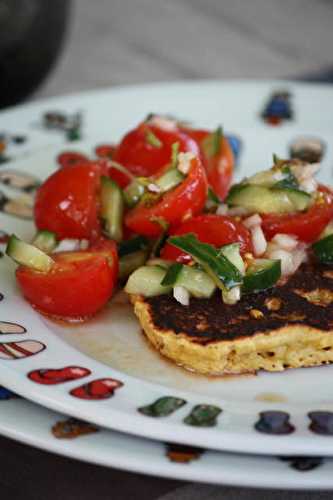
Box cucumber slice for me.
[125,265,172,297]
[32,230,58,254]
[176,265,216,298]
[146,258,172,269]
[119,250,148,280]
[100,176,124,242]
[219,243,245,275]
[123,179,146,207]
[6,235,54,272]
[243,259,281,294]
[226,184,310,214]
[155,168,184,192]
[313,235,333,264]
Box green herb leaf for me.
[146,130,162,148]
[161,262,183,286]
[272,166,299,190]
[168,233,242,290]
[203,126,223,158]
[207,187,220,204]
[272,153,281,165]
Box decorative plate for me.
[0,385,332,490]
[1,80,333,456]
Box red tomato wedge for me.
[182,128,234,200]
[125,155,208,237]
[16,251,116,319]
[113,122,199,177]
[262,187,333,243]
[34,164,102,240]
[57,151,89,168]
[161,214,252,263]
[89,237,119,284]
[95,144,117,159]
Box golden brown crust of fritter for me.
[130,263,333,375]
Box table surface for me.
[5,0,333,499]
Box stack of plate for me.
[0,81,333,491]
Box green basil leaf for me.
[161,262,184,286]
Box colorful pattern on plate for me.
[0,169,40,193]
[280,456,323,472]
[165,442,204,463]
[52,417,99,439]
[0,340,46,360]
[138,396,187,417]
[43,111,82,142]
[28,366,91,385]
[261,90,293,125]
[70,378,123,400]
[225,133,242,167]
[289,136,325,164]
[255,411,295,435]
[0,386,18,400]
[0,321,26,335]
[184,405,222,427]
[308,411,333,435]
[0,191,33,219]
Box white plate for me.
[1,80,333,457]
[0,385,331,491]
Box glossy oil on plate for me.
[0,385,332,491]
[1,80,333,456]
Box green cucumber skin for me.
[226,184,310,214]
[168,233,242,290]
[100,176,124,242]
[242,259,281,294]
[219,243,245,275]
[125,266,172,297]
[6,234,54,272]
[156,169,184,192]
[177,266,216,298]
[118,236,148,258]
[313,235,333,264]
[123,180,145,208]
[32,230,58,253]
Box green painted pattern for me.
[138,396,186,417]
[184,404,222,427]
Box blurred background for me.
[1,0,333,108]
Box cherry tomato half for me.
[182,128,234,200]
[113,122,199,177]
[125,154,208,237]
[95,144,117,159]
[161,214,252,263]
[16,251,116,319]
[262,187,333,243]
[34,164,102,240]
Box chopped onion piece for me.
[243,213,262,229]
[173,286,190,306]
[53,239,81,253]
[149,116,177,132]
[222,285,241,305]
[251,225,267,256]
[269,249,294,276]
[300,178,318,193]
[147,183,161,193]
[178,152,195,174]
[272,233,298,251]
[216,204,229,215]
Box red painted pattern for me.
[0,231,9,244]
[70,378,123,400]
[28,366,91,385]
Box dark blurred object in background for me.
[0,0,71,109]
